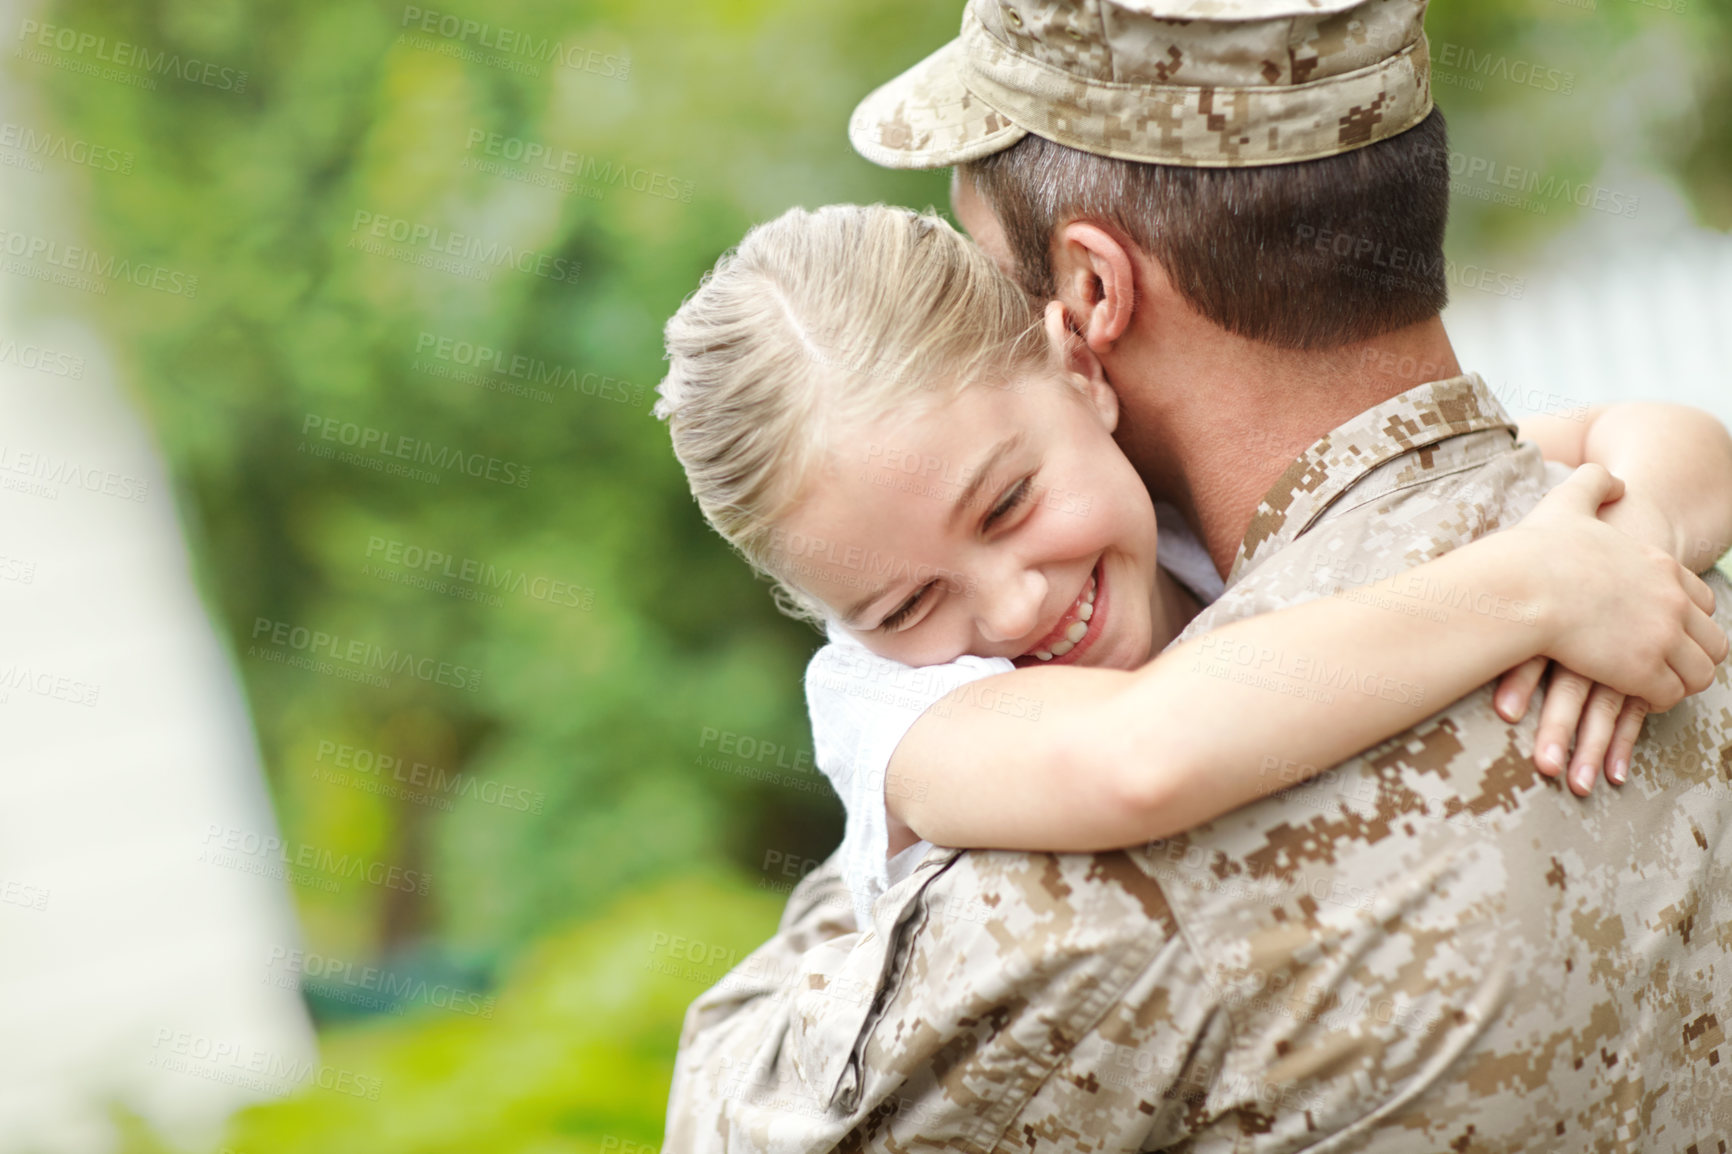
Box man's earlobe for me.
[1052,222,1135,356]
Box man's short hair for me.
[959,107,1452,351]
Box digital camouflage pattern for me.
[665,373,1732,1151]
[849,0,1434,170]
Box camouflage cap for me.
[849,0,1434,169]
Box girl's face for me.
[773,363,1163,672]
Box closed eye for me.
[879,582,933,631]
[984,477,1032,528]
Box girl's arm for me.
[1520,402,1732,571]
[885,465,1726,854]
[1492,404,1732,791]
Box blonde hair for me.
[656,204,1049,628]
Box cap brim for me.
[848,37,1027,170]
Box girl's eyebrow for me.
[841,431,1028,627]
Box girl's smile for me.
[1014,556,1105,667]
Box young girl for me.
[656,204,1731,931]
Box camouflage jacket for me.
[665,373,1732,1152]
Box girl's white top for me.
[803,503,1226,930]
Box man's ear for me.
[1043,300,1119,433]
[1050,221,1136,356]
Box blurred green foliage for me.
[110,875,784,1154]
[32,0,963,973]
[17,0,1732,1148]
[220,875,783,1154]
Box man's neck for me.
[1111,314,1462,580]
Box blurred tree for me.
[30,0,958,982]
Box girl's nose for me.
[974,564,1046,648]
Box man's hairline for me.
[955,152,1453,357]
[952,159,1153,305]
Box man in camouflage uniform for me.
[666,1,1732,1148]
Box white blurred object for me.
[1446,169,1732,422]
[0,61,315,1154]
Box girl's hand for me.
[1504,464,1726,712]
[1495,657,1648,796]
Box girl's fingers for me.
[1534,667,1594,778]
[1605,697,1648,786]
[1667,635,1718,700]
[1567,684,1625,796]
[1681,567,1719,617]
[1649,665,1688,715]
[1547,463,1619,513]
[1684,604,1730,667]
[1496,656,1549,722]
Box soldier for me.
[667,1,1732,1148]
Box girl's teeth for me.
[1027,568,1100,660]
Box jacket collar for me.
[1229,373,1518,585]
